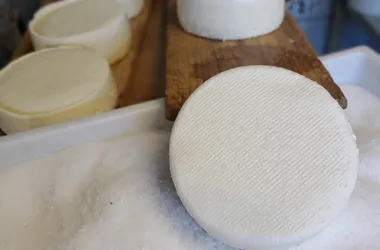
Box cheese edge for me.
[29,0,131,64]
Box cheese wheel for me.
[29,0,131,64]
[170,66,359,249]
[0,48,117,134]
[32,0,78,20]
[177,0,285,40]
[116,0,144,18]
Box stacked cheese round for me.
[29,0,131,64]
[177,0,285,40]
[170,66,359,249]
[116,0,144,18]
[0,48,117,134]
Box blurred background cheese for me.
[170,66,359,249]
[29,0,131,64]
[177,0,285,40]
[32,0,78,20]
[116,0,144,18]
[0,48,117,134]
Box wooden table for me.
[165,0,346,120]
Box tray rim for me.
[0,98,170,169]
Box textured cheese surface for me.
[170,66,359,249]
[116,0,144,18]
[35,0,122,38]
[177,0,285,40]
[0,48,117,134]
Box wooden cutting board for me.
[165,0,347,120]
[2,0,165,136]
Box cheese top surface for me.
[0,48,111,114]
[170,66,359,249]
[35,0,123,38]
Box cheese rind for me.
[177,0,285,40]
[116,0,144,18]
[29,0,131,64]
[170,66,359,249]
[0,48,117,134]
[32,0,78,20]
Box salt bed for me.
[0,131,234,250]
[291,84,380,250]
[0,85,379,250]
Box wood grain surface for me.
[2,0,165,136]
[118,0,166,106]
[111,0,155,105]
[165,0,347,120]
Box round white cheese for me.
[29,0,131,64]
[170,66,359,249]
[116,0,144,18]
[0,48,117,134]
[177,0,285,40]
[32,0,78,20]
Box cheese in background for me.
[32,0,78,20]
[116,0,144,18]
[29,0,131,64]
[177,0,285,40]
[170,66,359,249]
[0,48,117,134]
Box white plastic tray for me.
[0,45,379,170]
[322,46,380,97]
[0,99,172,169]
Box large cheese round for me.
[29,0,131,64]
[0,48,117,134]
[177,0,285,40]
[170,66,359,249]
[116,0,144,18]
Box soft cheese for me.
[170,66,359,249]
[0,48,117,134]
[116,0,144,18]
[29,0,131,64]
[177,0,285,40]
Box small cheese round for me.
[170,66,359,249]
[29,0,131,64]
[0,48,117,134]
[116,0,144,18]
[177,0,285,40]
